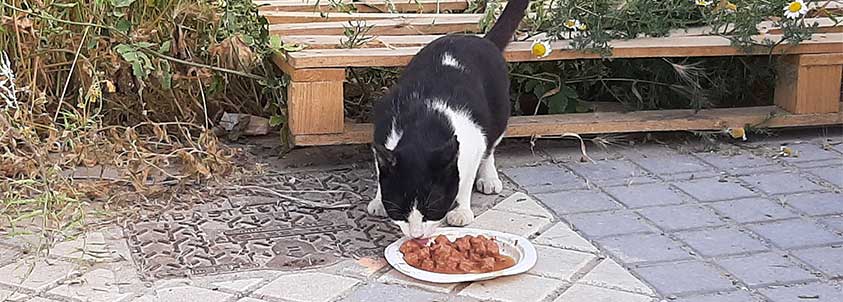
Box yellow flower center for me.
[564,20,576,28]
[532,43,547,56]
[725,2,737,11]
[788,2,802,12]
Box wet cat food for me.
[399,235,516,274]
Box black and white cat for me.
[366,0,530,238]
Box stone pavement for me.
[0,128,841,302]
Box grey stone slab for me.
[535,190,622,215]
[532,223,599,253]
[469,209,553,238]
[503,165,587,193]
[748,219,843,249]
[632,261,735,296]
[595,233,692,264]
[529,246,596,280]
[49,268,131,302]
[674,178,758,202]
[637,205,726,232]
[0,245,21,267]
[603,183,687,208]
[820,216,843,233]
[807,166,843,188]
[339,283,447,302]
[0,259,77,291]
[792,246,843,278]
[378,269,459,293]
[553,284,653,302]
[623,147,713,176]
[675,227,769,257]
[459,274,562,302]
[565,211,653,238]
[780,143,841,163]
[146,286,233,302]
[578,259,655,295]
[674,291,759,302]
[253,273,359,302]
[695,151,775,169]
[708,198,798,224]
[716,253,816,287]
[739,172,825,195]
[493,192,554,218]
[784,192,843,216]
[495,142,547,168]
[759,282,843,302]
[566,160,657,186]
[0,288,27,301]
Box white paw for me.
[475,174,503,195]
[367,198,386,217]
[446,207,475,226]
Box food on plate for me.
[399,234,516,274]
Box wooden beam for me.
[261,11,484,23]
[775,54,843,114]
[283,33,843,68]
[256,0,470,13]
[292,103,843,145]
[287,80,345,135]
[269,16,482,35]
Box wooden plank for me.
[292,103,843,145]
[261,11,484,23]
[256,0,470,13]
[269,15,482,35]
[283,32,843,68]
[775,55,842,114]
[797,53,843,66]
[288,81,345,135]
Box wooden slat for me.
[261,11,484,23]
[269,15,482,35]
[292,103,843,146]
[282,32,843,68]
[256,0,470,13]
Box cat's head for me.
[373,136,460,239]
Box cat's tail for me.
[483,0,530,51]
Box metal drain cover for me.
[125,169,399,280]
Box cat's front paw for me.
[367,198,387,217]
[446,207,475,226]
[475,174,503,195]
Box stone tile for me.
[254,272,359,302]
[469,209,553,238]
[147,286,233,302]
[603,183,686,209]
[674,291,759,302]
[708,198,798,224]
[759,282,843,302]
[529,246,595,281]
[211,278,264,292]
[820,216,843,233]
[716,253,816,287]
[495,142,547,168]
[25,298,62,302]
[237,298,269,302]
[565,211,653,238]
[674,178,757,202]
[695,151,775,169]
[623,147,712,176]
[377,269,458,293]
[637,205,725,232]
[632,261,734,296]
[579,259,655,295]
[553,284,652,302]
[493,192,553,218]
[503,165,586,193]
[780,143,841,163]
[49,269,131,302]
[595,233,691,264]
[675,227,769,257]
[0,288,27,301]
[739,172,824,195]
[792,246,843,278]
[535,190,622,215]
[784,192,843,216]
[339,283,447,302]
[748,219,843,249]
[319,257,389,279]
[533,223,599,253]
[459,274,561,302]
[808,166,843,188]
[566,160,657,187]
[543,142,620,163]
[0,259,77,291]
[0,244,21,266]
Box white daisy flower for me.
[784,0,808,19]
[695,0,711,7]
[563,19,582,31]
[531,40,552,58]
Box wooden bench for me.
[262,0,843,146]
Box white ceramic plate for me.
[384,227,537,283]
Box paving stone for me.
[0,244,21,266]
[237,298,269,302]
[578,259,655,295]
[532,223,599,253]
[674,178,757,202]
[0,259,77,291]
[377,269,459,293]
[596,233,691,264]
[623,147,712,176]
[0,288,27,301]
[708,198,798,224]
[49,268,131,302]
[637,205,726,232]
[459,274,561,302]
[674,291,759,302]
[808,166,843,188]
[820,216,843,233]
[565,211,653,238]
[49,232,118,262]
[495,142,547,168]
[503,165,587,193]
[469,209,553,238]
[780,143,841,163]
[748,219,843,249]
[211,278,264,292]
[716,253,816,287]
[695,151,775,169]
[553,284,652,302]
[147,286,233,302]
[566,160,657,187]
[339,283,447,302]
[25,298,62,302]
[319,257,389,279]
[784,192,843,216]
[253,272,359,302]
[529,246,595,280]
[759,282,843,302]
[535,190,622,215]
[739,172,825,195]
[792,246,843,278]
[632,261,734,296]
[603,183,686,209]
[492,192,553,218]
[675,227,769,257]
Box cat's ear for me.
[432,135,459,168]
[373,143,397,169]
